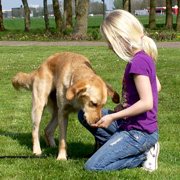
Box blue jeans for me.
[78,108,159,171]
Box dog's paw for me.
[57,154,67,160]
[50,142,57,148]
[33,148,42,156]
[33,151,42,156]
[44,135,57,147]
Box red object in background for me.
[147,6,178,15]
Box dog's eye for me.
[90,101,98,107]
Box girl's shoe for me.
[142,142,160,172]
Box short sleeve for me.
[129,57,151,77]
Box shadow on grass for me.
[0,129,94,159]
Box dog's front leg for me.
[57,110,68,160]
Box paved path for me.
[0,41,180,48]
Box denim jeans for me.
[78,108,159,171]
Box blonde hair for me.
[100,10,158,62]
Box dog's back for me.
[12,52,94,91]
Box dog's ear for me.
[106,83,120,104]
[66,79,87,100]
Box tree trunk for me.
[149,0,156,29]
[52,0,62,30]
[75,0,78,17]
[62,0,68,33]
[72,0,89,38]
[166,0,173,29]
[0,0,5,31]
[44,0,50,32]
[176,0,180,31]
[123,0,131,12]
[22,0,31,32]
[62,0,72,33]
[66,0,72,28]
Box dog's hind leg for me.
[44,108,58,147]
[44,115,58,147]
[31,80,52,155]
[44,91,58,147]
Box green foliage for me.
[1,15,180,41]
[113,0,123,9]
[0,46,180,179]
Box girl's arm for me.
[91,74,153,128]
[156,76,161,93]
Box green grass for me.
[1,15,180,41]
[0,46,180,179]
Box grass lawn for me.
[1,15,180,41]
[0,46,180,179]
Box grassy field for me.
[1,15,180,41]
[0,46,180,179]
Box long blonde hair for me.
[100,10,158,62]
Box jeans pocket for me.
[128,130,151,153]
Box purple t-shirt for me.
[119,51,158,133]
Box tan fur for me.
[12,52,119,160]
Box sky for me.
[2,0,113,10]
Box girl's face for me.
[108,42,116,55]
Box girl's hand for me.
[91,114,114,129]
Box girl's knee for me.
[78,110,84,122]
[84,161,98,171]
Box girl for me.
[78,9,161,172]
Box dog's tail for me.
[12,71,35,91]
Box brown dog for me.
[12,52,119,160]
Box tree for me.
[52,0,62,30]
[123,0,131,12]
[22,0,31,32]
[113,0,123,9]
[62,0,72,33]
[166,0,173,29]
[176,0,180,31]
[149,0,156,29]
[62,0,67,33]
[72,0,90,38]
[66,0,72,28]
[0,0,5,31]
[89,1,106,14]
[156,0,166,7]
[44,0,50,32]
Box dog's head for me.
[66,76,119,125]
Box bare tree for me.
[62,0,67,33]
[0,0,5,31]
[66,0,72,28]
[89,1,106,14]
[72,0,89,38]
[52,0,62,30]
[75,0,78,16]
[176,0,180,31]
[123,0,131,12]
[62,0,72,33]
[149,0,156,29]
[22,0,31,32]
[44,0,50,32]
[166,0,173,29]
